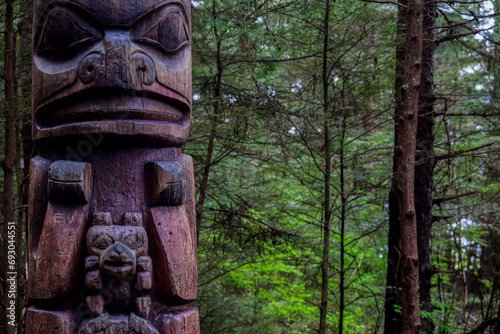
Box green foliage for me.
[188,0,500,332]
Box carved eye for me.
[140,11,189,53]
[123,235,144,250]
[92,235,114,250]
[38,10,99,56]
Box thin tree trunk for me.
[415,1,437,332]
[385,1,407,332]
[2,0,17,333]
[19,5,34,204]
[397,0,423,332]
[18,6,33,334]
[196,0,222,244]
[339,114,347,334]
[494,5,500,332]
[493,0,500,111]
[319,1,332,334]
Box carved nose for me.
[103,32,130,86]
[109,243,125,261]
[78,53,105,84]
[78,32,156,86]
[115,243,124,254]
[131,53,155,85]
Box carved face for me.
[87,225,148,276]
[33,0,191,147]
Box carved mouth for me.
[35,90,190,128]
[102,260,134,274]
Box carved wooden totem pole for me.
[27,0,199,333]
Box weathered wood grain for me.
[26,307,80,334]
[149,205,197,303]
[30,202,90,299]
[145,161,186,206]
[156,308,200,334]
[27,156,51,297]
[48,160,92,204]
[177,154,197,246]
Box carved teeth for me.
[103,259,133,266]
[102,263,134,275]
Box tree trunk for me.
[493,0,500,111]
[415,1,437,333]
[18,6,34,334]
[397,0,423,332]
[339,114,347,334]
[385,1,407,332]
[196,0,223,244]
[2,0,17,333]
[319,1,332,334]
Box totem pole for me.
[27,0,199,333]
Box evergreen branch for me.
[433,191,476,206]
[198,259,257,287]
[435,112,500,117]
[360,0,406,7]
[435,143,494,161]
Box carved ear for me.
[93,212,112,226]
[123,212,142,226]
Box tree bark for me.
[415,1,436,332]
[18,6,34,334]
[385,1,407,333]
[319,1,332,334]
[339,115,347,334]
[2,0,16,333]
[397,0,423,332]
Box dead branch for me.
[435,143,495,161]
[466,318,499,334]
[360,0,406,7]
[432,215,454,223]
[433,191,477,206]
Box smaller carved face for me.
[87,226,148,277]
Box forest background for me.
[0,0,499,333]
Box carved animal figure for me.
[81,212,157,334]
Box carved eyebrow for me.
[35,3,103,48]
[131,0,188,23]
[118,228,138,239]
[38,1,103,26]
[131,2,189,40]
[91,233,115,246]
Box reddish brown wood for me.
[156,308,200,334]
[30,202,90,299]
[28,0,198,333]
[27,308,80,333]
[150,205,197,303]
[48,161,93,204]
[397,0,424,332]
[177,155,196,251]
